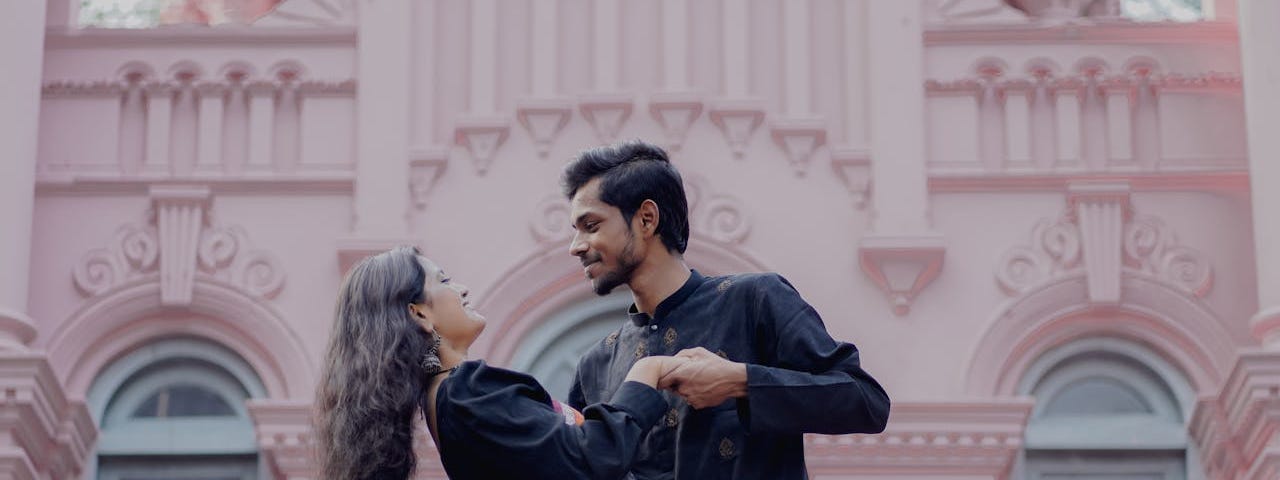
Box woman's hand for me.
[623,355,688,389]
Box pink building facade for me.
[2,0,1278,478]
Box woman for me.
[315,246,683,479]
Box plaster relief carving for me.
[529,173,752,246]
[530,195,573,244]
[74,187,286,303]
[998,184,1211,299]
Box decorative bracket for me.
[1067,182,1131,304]
[579,93,634,143]
[409,147,449,209]
[858,235,947,316]
[649,92,704,152]
[453,116,509,175]
[831,148,872,209]
[151,185,212,306]
[708,99,766,159]
[516,98,574,158]
[770,118,828,176]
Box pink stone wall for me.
[3,0,1276,479]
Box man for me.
[563,140,890,479]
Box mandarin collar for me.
[628,270,705,326]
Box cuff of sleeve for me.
[610,381,667,427]
[740,363,772,433]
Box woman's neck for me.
[437,343,468,370]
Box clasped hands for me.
[628,347,748,410]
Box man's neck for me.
[628,255,691,316]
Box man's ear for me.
[637,200,661,237]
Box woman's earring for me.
[421,333,443,376]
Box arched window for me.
[509,291,634,400]
[88,337,266,480]
[1019,338,1200,480]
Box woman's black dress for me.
[432,360,666,479]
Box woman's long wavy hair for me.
[315,246,438,480]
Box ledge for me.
[926,20,1237,46]
[44,25,356,48]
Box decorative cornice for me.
[805,400,1032,475]
[927,170,1250,193]
[44,26,356,49]
[927,70,1242,95]
[925,21,1238,46]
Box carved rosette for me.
[74,225,161,297]
[529,195,574,243]
[995,219,1081,295]
[1124,215,1212,296]
[74,187,285,303]
[997,184,1212,300]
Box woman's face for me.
[414,257,486,345]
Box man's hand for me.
[661,347,748,409]
[625,356,689,388]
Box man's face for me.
[569,178,642,295]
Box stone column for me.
[858,0,945,316]
[0,0,46,348]
[1239,0,1280,348]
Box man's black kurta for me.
[569,270,891,480]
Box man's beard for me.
[592,235,639,295]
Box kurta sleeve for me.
[568,358,589,411]
[438,361,666,480]
[738,274,891,435]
